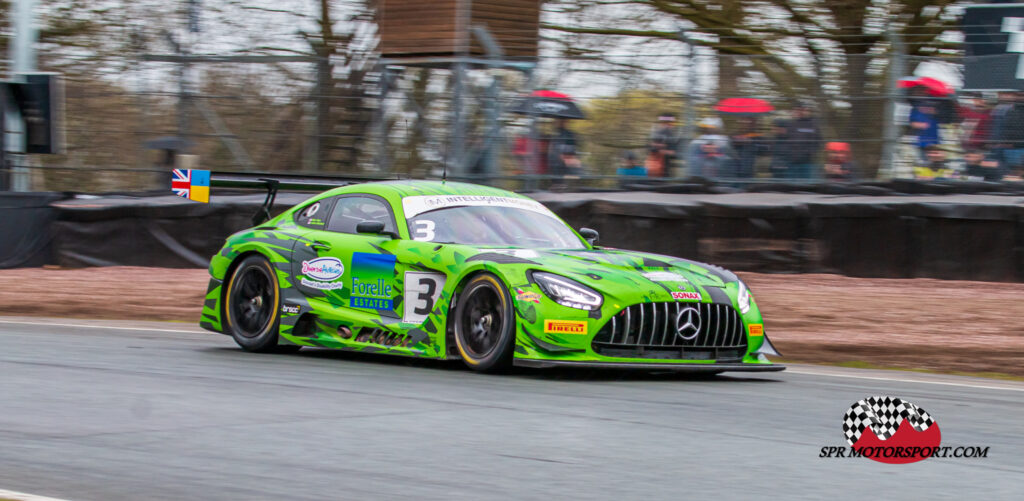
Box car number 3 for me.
[412,220,436,241]
[403,272,446,324]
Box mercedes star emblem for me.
[675,306,701,340]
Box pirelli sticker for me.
[748,323,764,336]
[544,320,588,335]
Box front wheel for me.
[224,254,293,353]
[453,273,516,372]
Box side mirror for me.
[579,227,599,245]
[356,221,397,239]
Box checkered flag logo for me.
[843,396,936,446]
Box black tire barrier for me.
[2,184,1023,282]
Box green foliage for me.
[574,89,688,175]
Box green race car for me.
[199,180,783,373]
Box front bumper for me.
[514,296,782,370]
[513,359,786,372]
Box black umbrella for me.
[509,90,586,119]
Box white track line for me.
[0,319,203,334]
[786,367,1024,392]
[0,489,72,501]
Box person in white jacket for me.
[685,116,735,178]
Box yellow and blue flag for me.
[171,168,210,203]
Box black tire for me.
[224,254,294,353]
[453,273,516,372]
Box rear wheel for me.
[453,273,516,372]
[224,255,296,353]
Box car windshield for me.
[407,206,586,249]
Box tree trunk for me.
[843,51,882,178]
[718,52,741,100]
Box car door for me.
[291,194,402,319]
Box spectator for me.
[823,142,857,181]
[548,144,583,191]
[909,99,941,157]
[992,91,1024,171]
[559,144,584,176]
[547,118,578,177]
[963,149,1003,182]
[616,151,647,178]
[987,91,1016,151]
[646,113,680,177]
[689,141,730,178]
[786,102,823,179]
[730,115,765,179]
[512,133,545,175]
[685,117,734,177]
[616,151,646,188]
[959,93,992,151]
[768,118,790,178]
[913,144,956,180]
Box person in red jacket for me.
[959,93,992,152]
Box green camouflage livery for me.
[200,180,783,372]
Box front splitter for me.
[514,359,786,372]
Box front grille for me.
[592,302,748,361]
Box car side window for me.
[325,196,396,235]
[294,200,329,229]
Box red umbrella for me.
[715,97,775,114]
[898,76,954,97]
[532,90,572,99]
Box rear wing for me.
[171,169,392,225]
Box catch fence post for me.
[680,29,696,177]
[375,66,393,174]
[879,25,905,180]
[314,56,330,172]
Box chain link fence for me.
[6,26,1020,192]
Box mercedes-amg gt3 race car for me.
[199,180,783,373]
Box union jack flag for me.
[171,168,210,203]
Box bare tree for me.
[543,0,960,174]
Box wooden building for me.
[378,0,541,59]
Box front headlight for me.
[532,271,604,311]
[737,280,751,314]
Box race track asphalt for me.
[1,317,1022,501]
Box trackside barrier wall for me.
[531,191,1024,282]
[0,192,65,268]
[1,186,1023,282]
[48,192,311,268]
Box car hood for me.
[467,246,740,306]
